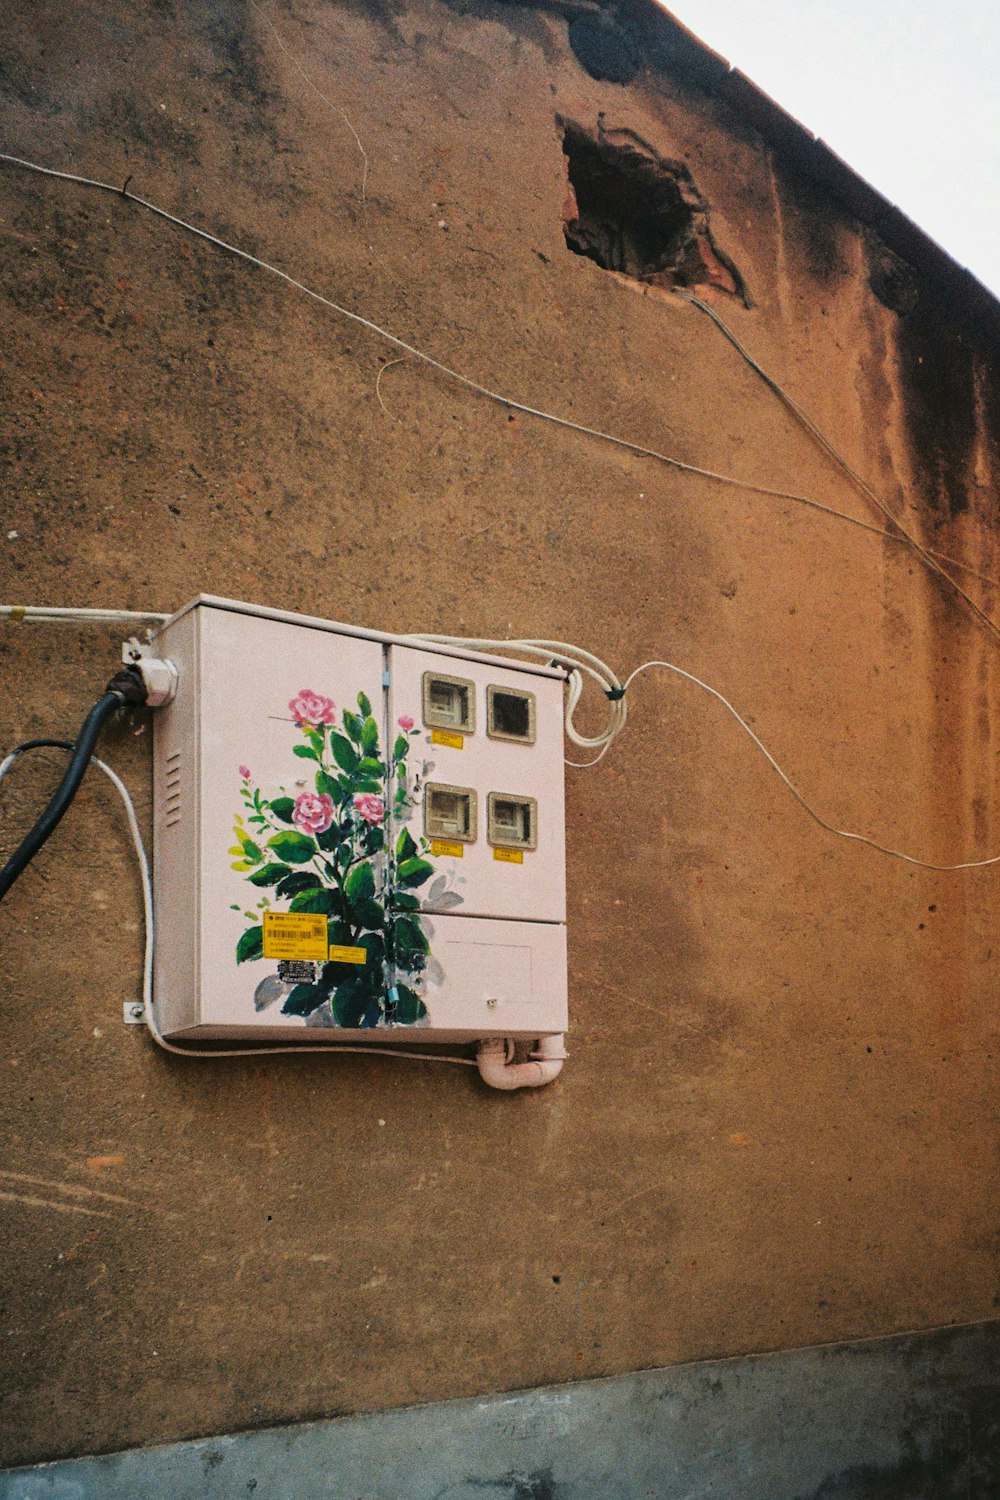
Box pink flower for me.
[288,688,336,727]
[293,790,335,835]
[353,793,384,825]
[238,764,251,780]
[397,715,415,732]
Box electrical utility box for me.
[149,597,568,1044]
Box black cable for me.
[0,671,147,902]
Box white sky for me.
[665,0,1000,296]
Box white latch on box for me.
[148,597,568,1051]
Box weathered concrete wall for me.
[4,1321,1000,1499]
[2,0,1000,1468]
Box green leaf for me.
[276,870,322,898]
[344,861,375,903]
[353,897,384,930]
[316,825,346,855]
[342,711,363,744]
[397,856,435,888]
[293,744,319,761]
[395,827,417,861]
[392,984,427,1025]
[236,926,263,964]
[393,734,408,762]
[358,756,383,775]
[331,977,371,1028]
[246,863,291,887]
[306,727,325,754]
[391,891,420,911]
[316,768,340,798]
[289,887,340,913]
[330,733,359,772]
[267,830,317,864]
[361,715,380,754]
[357,691,372,716]
[270,797,296,824]
[281,984,326,1017]
[240,838,263,863]
[393,914,429,961]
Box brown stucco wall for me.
[2,0,1000,1469]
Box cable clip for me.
[605,686,627,701]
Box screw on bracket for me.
[123,1001,147,1025]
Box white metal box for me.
[150,597,568,1044]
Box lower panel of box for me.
[157,913,567,1042]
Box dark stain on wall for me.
[568,12,641,84]
[866,235,919,317]
[896,293,976,518]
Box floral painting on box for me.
[229,687,452,1028]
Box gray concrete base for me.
[3,1320,1000,1499]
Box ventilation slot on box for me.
[425,783,477,843]
[164,750,182,828]
[487,686,536,744]
[422,672,475,733]
[488,793,537,850]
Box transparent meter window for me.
[487,685,536,744]
[425,783,478,843]
[487,792,538,850]
[422,672,475,733]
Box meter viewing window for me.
[422,672,475,733]
[425,783,477,842]
[487,792,537,850]
[487,686,536,744]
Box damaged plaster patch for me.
[559,118,747,302]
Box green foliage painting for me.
[230,687,445,1028]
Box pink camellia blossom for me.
[397,715,415,732]
[292,790,335,835]
[353,793,384,826]
[288,688,336,727]
[238,764,251,780]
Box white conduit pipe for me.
[476,1034,567,1090]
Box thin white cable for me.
[0,747,476,1065]
[6,148,999,599]
[407,633,627,752]
[1,605,169,626]
[623,660,1000,872]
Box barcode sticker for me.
[430,839,464,858]
[262,911,328,960]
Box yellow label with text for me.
[328,943,367,965]
[430,838,464,858]
[493,847,524,864]
[262,911,328,960]
[431,728,464,749]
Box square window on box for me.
[487,685,536,744]
[422,672,475,733]
[424,783,477,842]
[487,792,537,850]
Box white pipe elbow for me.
[476,1034,566,1091]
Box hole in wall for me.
[559,118,747,303]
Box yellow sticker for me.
[493,847,524,864]
[328,943,367,965]
[262,911,328,960]
[430,838,464,858]
[431,728,464,749]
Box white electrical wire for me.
[408,633,628,756]
[621,659,1000,872]
[0,605,169,626]
[0,747,476,1066]
[409,634,1000,870]
[5,147,1000,607]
